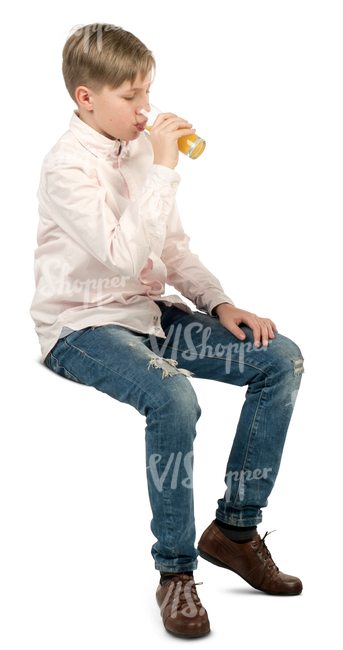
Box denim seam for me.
[64,339,163,408]
[48,350,82,383]
[231,376,268,511]
[156,416,177,551]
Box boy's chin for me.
[127,130,142,141]
[113,129,140,142]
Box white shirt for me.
[30,110,234,362]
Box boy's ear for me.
[75,86,94,112]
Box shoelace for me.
[253,530,279,571]
[162,575,205,619]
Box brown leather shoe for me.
[198,520,302,596]
[156,573,210,638]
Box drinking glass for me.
[140,104,206,160]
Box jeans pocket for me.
[45,348,83,384]
[65,326,97,346]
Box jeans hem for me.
[215,515,263,527]
[155,560,198,572]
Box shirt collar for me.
[69,110,131,160]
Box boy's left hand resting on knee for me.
[213,303,278,348]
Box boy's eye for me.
[124,90,150,101]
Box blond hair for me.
[62,23,156,104]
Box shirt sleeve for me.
[44,159,181,279]
[161,202,235,316]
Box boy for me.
[30,23,304,639]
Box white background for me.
[1,1,341,647]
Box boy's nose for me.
[137,100,151,115]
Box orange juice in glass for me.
[140,105,206,160]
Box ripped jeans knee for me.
[147,352,195,380]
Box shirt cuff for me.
[144,164,181,196]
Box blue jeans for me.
[44,303,304,572]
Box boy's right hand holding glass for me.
[149,113,196,170]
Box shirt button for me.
[171,182,178,189]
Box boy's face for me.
[76,70,152,141]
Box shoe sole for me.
[197,547,302,596]
[166,627,211,638]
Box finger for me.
[153,112,178,124]
[253,318,269,347]
[233,315,261,346]
[175,127,196,139]
[261,318,278,338]
[158,117,194,132]
[151,113,179,130]
[264,317,278,333]
[260,321,270,347]
[226,323,246,340]
[268,322,276,337]
[241,315,261,347]
[252,324,262,347]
